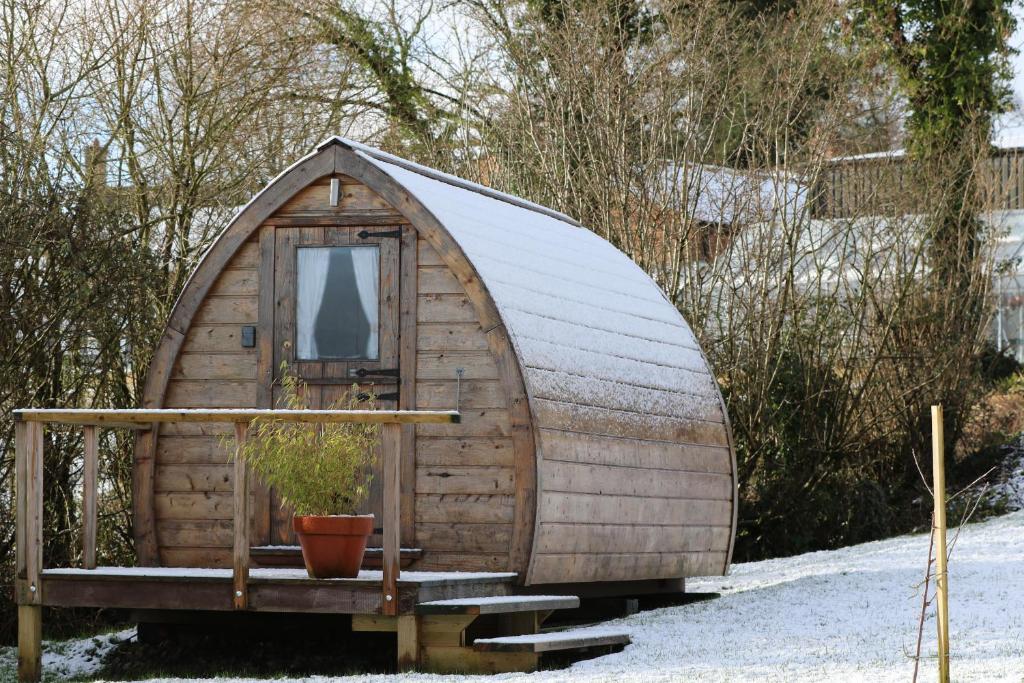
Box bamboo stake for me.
[381,422,401,616]
[232,422,250,610]
[931,405,950,683]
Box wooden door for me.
[268,225,401,544]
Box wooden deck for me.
[38,567,517,616]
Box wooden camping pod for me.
[134,138,738,587]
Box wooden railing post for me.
[82,425,98,570]
[381,422,401,616]
[233,421,250,609]
[15,419,43,682]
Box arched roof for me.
[136,136,736,574]
[334,137,726,426]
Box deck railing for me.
[12,408,460,618]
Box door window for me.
[295,246,379,360]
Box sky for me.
[995,4,1024,147]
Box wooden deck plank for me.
[416,595,579,615]
[39,568,518,615]
[473,630,630,653]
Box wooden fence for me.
[813,147,1024,219]
[12,408,460,618]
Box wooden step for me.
[250,546,422,569]
[473,629,630,654]
[416,594,580,616]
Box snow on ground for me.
[8,512,1023,682]
[0,628,134,680]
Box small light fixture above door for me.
[329,178,340,207]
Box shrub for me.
[229,366,380,516]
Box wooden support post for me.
[82,425,98,570]
[16,421,43,603]
[931,405,950,683]
[381,422,401,616]
[397,614,419,671]
[17,605,41,683]
[16,420,43,682]
[233,422,250,610]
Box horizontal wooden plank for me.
[540,460,733,500]
[262,211,408,226]
[538,429,733,475]
[418,595,579,615]
[251,583,387,614]
[276,179,392,213]
[416,410,510,437]
[418,294,478,323]
[534,522,732,554]
[416,438,515,467]
[417,352,499,380]
[474,631,629,653]
[229,241,259,269]
[183,326,258,354]
[192,296,258,324]
[417,381,507,409]
[413,552,510,573]
[416,466,515,495]
[41,575,234,609]
[529,550,728,583]
[538,492,732,527]
[416,523,513,553]
[160,546,231,567]
[418,267,463,294]
[534,398,730,446]
[417,323,491,352]
[159,422,236,437]
[418,240,445,267]
[172,354,257,381]
[157,519,233,547]
[415,494,516,524]
[156,436,229,465]
[155,464,233,493]
[21,407,460,425]
[164,381,258,408]
[209,269,257,297]
[155,492,233,520]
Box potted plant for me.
[232,367,380,578]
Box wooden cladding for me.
[135,140,736,588]
[412,239,517,573]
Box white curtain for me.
[351,247,380,358]
[296,248,330,359]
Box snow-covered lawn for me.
[4,510,1023,682]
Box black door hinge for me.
[357,228,402,239]
[348,367,400,379]
[356,391,400,402]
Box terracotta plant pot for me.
[293,514,374,579]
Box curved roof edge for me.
[317,136,583,229]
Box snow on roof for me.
[663,162,809,226]
[357,149,725,423]
[322,136,581,227]
[829,149,906,162]
[830,135,1024,163]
